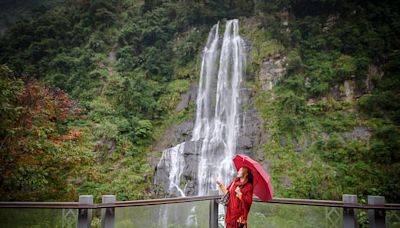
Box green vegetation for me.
[0,0,260,202]
[241,0,400,202]
[0,0,211,202]
[0,0,399,207]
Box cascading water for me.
[154,19,246,227]
[157,143,186,197]
[195,19,246,195]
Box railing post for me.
[101,195,116,228]
[343,194,358,228]
[209,199,219,228]
[77,195,93,228]
[368,195,385,228]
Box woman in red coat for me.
[217,167,254,228]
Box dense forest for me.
[0,0,399,204]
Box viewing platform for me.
[0,194,399,227]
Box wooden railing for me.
[0,194,399,228]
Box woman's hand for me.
[235,186,241,194]
[237,216,246,224]
[216,179,222,187]
[235,186,242,199]
[216,178,228,194]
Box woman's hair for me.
[247,170,253,184]
[243,167,253,184]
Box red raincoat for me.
[225,177,253,228]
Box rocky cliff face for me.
[153,140,202,196]
[237,87,264,156]
[259,54,287,91]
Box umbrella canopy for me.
[233,154,273,202]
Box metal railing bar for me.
[0,195,399,210]
[0,202,97,209]
[261,198,400,210]
[386,203,400,207]
[98,195,221,208]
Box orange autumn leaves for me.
[6,80,82,154]
[16,81,80,129]
[51,129,83,145]
[0,77,85,200]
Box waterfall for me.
[154,19,246,227]
[195,19,245,195]
[156,143,186,197]
[192,22,220,141]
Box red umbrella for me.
[233,154,273,202]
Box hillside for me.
[0,0,399,204]
[0,0,62,34]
